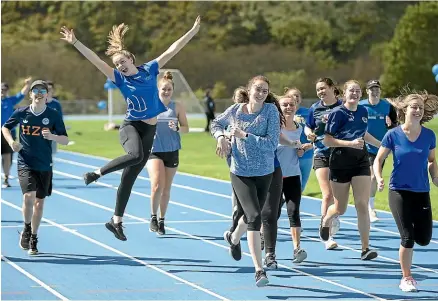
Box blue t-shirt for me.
[295,107,314,160]
[325,105,369,141]
[359,98,397,155]
[3,106,68,171]
[1,92,25,136]
[325,104,369,169]
[306,100,342,158]
[113,60,167,121]
[382,126,436,192]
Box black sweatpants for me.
[100,120,157,217]
[278,175,302,227]
[389,189,432,248]
[230,172,273,231]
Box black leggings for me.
[230,172,273,231]
[100,121,157,217]
[230,167,282,254]
[278,175,302,227]
[389,189,432,248]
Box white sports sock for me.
[369,197,375,210]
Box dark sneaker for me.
[83,172,100,185]
[223,231,242,261]
[264,253,278,270]
[149,216,158,232]
[260,232,265,251]
[105,218,127,241]
[2,178,11,188]
[28,235,39,255]
[361,248,378,260]
[293,248,308,263]
[319,216,330,241]
[157,219,165,235]
[19,226,31,250]
[255,270,269,287]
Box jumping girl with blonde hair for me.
[60,17,201,241]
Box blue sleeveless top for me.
[151,101,181,153]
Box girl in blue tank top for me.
[60,17,200,241]
[146,71,189,235]
[373,92,438,292]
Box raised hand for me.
[192,16,201,32]
[60,26,77,44]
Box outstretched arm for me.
[155,16,201,68]
[60,26,115,82]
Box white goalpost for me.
[157,69,204,116]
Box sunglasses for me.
[32,88,48,94]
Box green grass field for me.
[60,117,438,220]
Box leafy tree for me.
[382,2,438,96]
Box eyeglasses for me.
[32,88,48,94]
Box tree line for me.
[2,1,437,102]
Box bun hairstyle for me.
[159,71,174,88]
[388,89,438,125]
[232,87,248,104]
[105,23,136,63]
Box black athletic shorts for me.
[1,133,13,154]
[313,156,329,170]
[368,153,386,169]
[149,150,179,168]
[18,168,53,199]
[329,166,371,183]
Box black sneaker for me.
[260,232,265,251]
[319,216,330,241]
[83,172,100,185]
[2,178,11,188]
[157,219,165,235]
[255,270,269,287]
[19,226,31,250]
[149,216,158,232]
[264,253,278,270]
[223,231,242,261]
[105,218,127,241]
[28,235,38,255]
[361,248,378,260]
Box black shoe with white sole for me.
[361,248,378,260]
[223,231,242,261]
[255,270,269,287]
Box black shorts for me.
[329,166,371,183]
[149,150,179,168]
[313,156,329,170]
[18,169,53,199]
[368,153,386,168]
[1,133,13,154]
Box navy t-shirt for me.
[113,60,167,121]
[306,100,342,158]
[325,104,369,169]
[382,126,436,192]
[3,105,68,171]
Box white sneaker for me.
[325,238,338,250]
[369,209,379,223]
[331,216,340,235]
[293,248,307,263]
[399,276,418,292]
